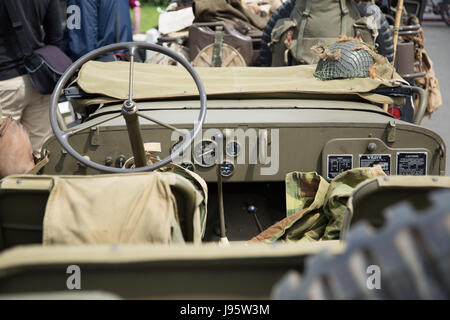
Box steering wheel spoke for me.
[128,45,138,102]
[70,113,123,136]
[136,111,185,134]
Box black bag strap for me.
[4,0,35,58]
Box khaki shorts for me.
[0,74,52,157]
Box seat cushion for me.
[43,173,180,245]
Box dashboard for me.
[41,99,446,181]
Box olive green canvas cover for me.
[76,61,407,105]
[44,173,178,245]
[0,241,343,299]
[250,166,386,243]
[1,171,207,245]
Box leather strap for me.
[339,0,350,36]
[27,154,50,175]
[296,0,311,61]
[212,26,224,67]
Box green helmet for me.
[313,40,375,80]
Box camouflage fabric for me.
[322,166,385,240]
[250,166,386,243]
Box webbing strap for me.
[296,0,311,60]
[27,155,50,175]
[339,0,350,36]
[212,26,224,67]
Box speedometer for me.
[193,140,217,167]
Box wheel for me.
[191,43,247,67]
[49,42,207,173]
[272,189,450,299]
[440,0,450,26]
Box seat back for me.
[0,241,340,299]
[0,176,50,250]
[0,173,204,251]
[340,175,450,239]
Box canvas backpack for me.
[269,0,375,66]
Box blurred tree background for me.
[137,0,172,32]
[140,0,171,5]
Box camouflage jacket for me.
[250,166,386,243]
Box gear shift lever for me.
[214,132,229,245]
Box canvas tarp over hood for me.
[75,61,408,105]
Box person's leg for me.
[0,75,28,121]
[20,76,53,158]
[0,75,35,177]
[0,118,35,178]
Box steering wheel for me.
[50,42,207,173]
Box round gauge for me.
[171,140,184,154]
[226,141,241,157]
[220,161,235,177]
[180,162,195,172]
[193,140,217,167]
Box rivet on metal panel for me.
[90,126,100,146]
[387,120,396,143]
[367,143,377,152]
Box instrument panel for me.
[41,107,446,181]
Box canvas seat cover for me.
[3,172,207,245]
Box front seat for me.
[0,172,207,251]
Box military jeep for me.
[0,42,448,300]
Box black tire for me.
[259,0,296,67]
[272,189,450,299]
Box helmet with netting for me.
[313,40,375,80]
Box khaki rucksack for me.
[269,0,375,66]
